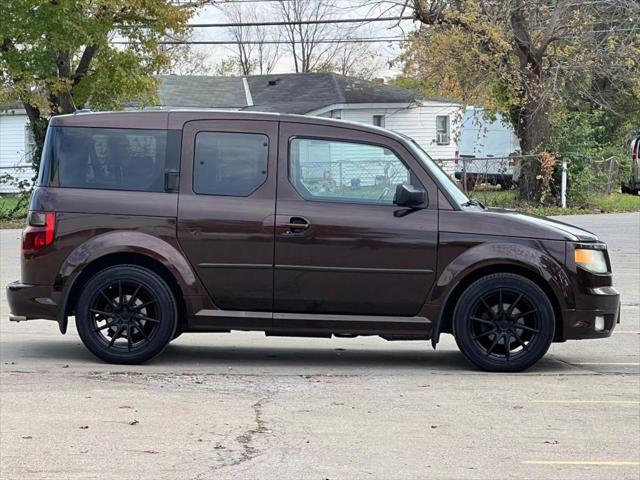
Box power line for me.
[112,37,406,45]
[186,16,415,28]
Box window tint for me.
[193,132,268,196]
[289,138,420,205]
[46,127,168,192]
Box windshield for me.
[401,135,470,206]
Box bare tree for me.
[275,0,340,73]
[335,42,381,79]
[158,32,215,75]
[225,4,280,75]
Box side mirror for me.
[393,184,427,208]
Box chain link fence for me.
[435,153,627,209]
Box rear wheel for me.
[453,273,555,372]
[75,265,177,364]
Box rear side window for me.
[44,127,169,192]
[193,132,268,196]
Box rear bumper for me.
[6,281,59,322]
[561,286,620,340]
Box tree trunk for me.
[515,96,551,202]
[22,103,48,176]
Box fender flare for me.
[429,241,571,347]
[55,231,202,333]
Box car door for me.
[177,119,278,318]
[273,121,438,318]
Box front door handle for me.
[281,216,310,235]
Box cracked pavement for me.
[1,213,639,480]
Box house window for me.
[24,124,36,163]
[373,115,385,128]
[436,115,450,145]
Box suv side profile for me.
[6,111,620,372]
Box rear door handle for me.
[282,216,310,234]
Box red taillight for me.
[22,212,55,253]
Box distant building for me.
[458,107,520,158]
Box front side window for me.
[45,127,168,192]
[436,115,450,145]
[289,138,419,205]
[193,132,268,196]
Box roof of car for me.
[49,109,403,140]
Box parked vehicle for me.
[628,133,640,194]
[454,154,518,190]
[6,111,620,372]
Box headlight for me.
[575,248,608,274]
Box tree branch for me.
[73,44,99,85]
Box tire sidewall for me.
[453,273,555,372]
[75,265,177,364]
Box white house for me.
[0,106,33,193]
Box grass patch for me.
[472,189,640,216]
[0,194,28,229]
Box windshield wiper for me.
[461,198,485,209]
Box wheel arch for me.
[431,263,564,347]
[55,231,202,334]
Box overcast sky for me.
[186,0,418,78]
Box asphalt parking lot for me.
[1,212,638,480]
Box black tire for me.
[171,328,184,341]
[75,265,177,364]
[453,273,555,372]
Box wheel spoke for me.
[107,325,125,348]
[95,319,119,332]
[486,334,501,356]
[498,289,503,314]
[504,333,511,360]
[506,294,523,317]
[128,284,142,308]
[471,316,495,327]
[99,289,118,310]
[513,308,537,319]
[472,329,497,340]
[126,323,132,352]
[132,320,151,342]
[480,298,497,319]
[511,329,529,351]
[515,324,540,334]
[134,313,160,324]
[118,281,124,307]
[133,300,156,312]
[90,308,115,319]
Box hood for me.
[440,208,600,242]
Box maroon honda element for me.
[6,111,620,371]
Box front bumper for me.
[561,286,620,340]
[6,281,59,322]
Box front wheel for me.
[75,265,177,364]
[453,273,555,372]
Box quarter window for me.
[193,132,268,196]
[46,127,169,192]
[289,138,420,205]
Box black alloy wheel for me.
[76,265,177,364]
[453,273,555,372]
